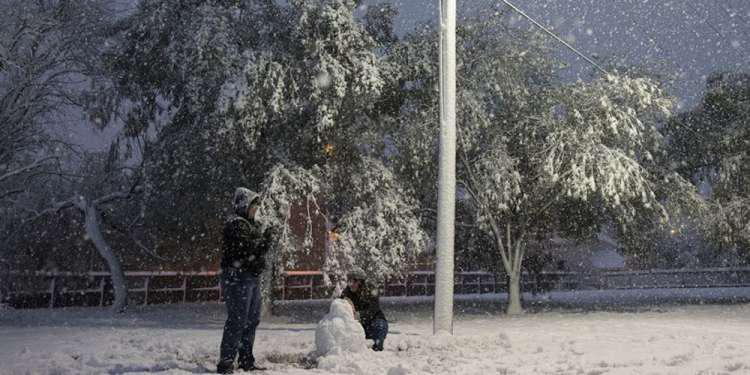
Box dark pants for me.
[218,271,262,368]
[363,318,388,349]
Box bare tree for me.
[0,1,137,311]
[28,151,143,313]
[0,0,110,203]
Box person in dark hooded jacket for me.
[340,267,389,351]
[217,188,273,373]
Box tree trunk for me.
[260,265,274,319]
[494,224,525,316]
[83,202,128,313]
[507,273,523,315]
[260,236,281,319]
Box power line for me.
[685,2,727,39]
[717,1,749,27]
[684,2,746,63]
[713,0,750,49]
[500,1,717,148]
[501,0,609,76]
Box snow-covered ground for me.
[2,288,750,374]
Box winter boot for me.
[216,361,234,374]
[238,360,267,371]
[239,364,267,371]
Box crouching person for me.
[217,188,274,373]
[340,268,389,351]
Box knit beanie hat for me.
[233,187,260,215]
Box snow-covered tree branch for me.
[390,14,686,314]
[104,0,428,309]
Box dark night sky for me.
[72,0,749,150]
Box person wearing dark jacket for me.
[340,268,388,351]
[217,188,272,374]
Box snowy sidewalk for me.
[2,288,750,374]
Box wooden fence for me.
[4,267,750,309]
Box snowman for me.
[315,297,368,356]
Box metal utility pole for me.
[433,0,456,335]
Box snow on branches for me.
[255,158,426,288]
[295,0,385,133]
[218,0,385,153]
[541,75,673,219]
[219,53,293,150]
[256,164,323,271]
[464,146,522,232]
[324,158,427,286]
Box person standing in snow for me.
[217,188,273,373]
[340,268,389,351]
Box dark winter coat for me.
[220,215,271,277]
[341,285,386,328]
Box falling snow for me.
[2,0,749,374]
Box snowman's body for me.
[315,298,367,356]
